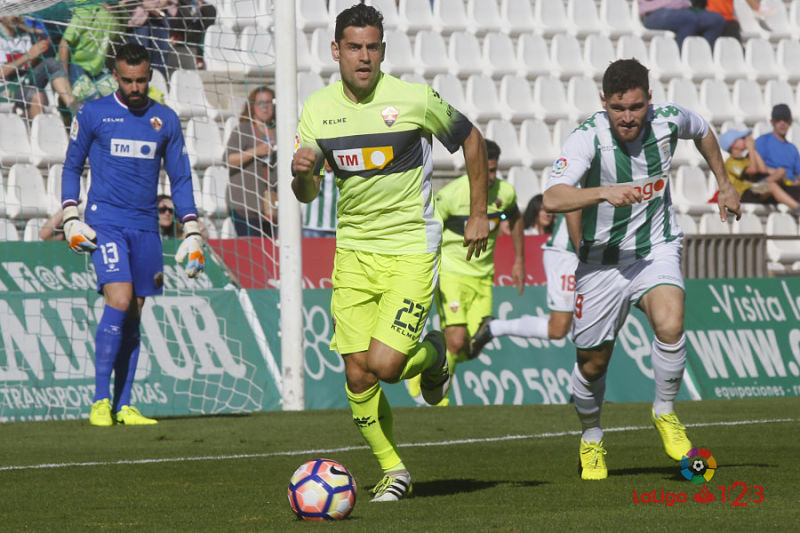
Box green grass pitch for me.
[1,398,796,532]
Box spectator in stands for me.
[166,0,216,70]
[302,159,337,238]
[638,0,726,50]
[706,0,762,42]
[261,187,278,239]
[226,86,277,237]
[522,194,554,235]
[720,128,800,214]
[39,209,65,241]
[121,0,174,76]
[755,104,800,184]
[0,15,79,119]
[158,194,210,238]
[58,2,121,102]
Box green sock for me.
[397,338,437,381]
[346,382,404,473]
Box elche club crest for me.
[381,106,398,127]
[150,116,163,132]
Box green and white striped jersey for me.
[542,213,576,255]
[303,169,338,233]
[545,103,709,265]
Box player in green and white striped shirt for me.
[544,59,740,480]
[302,163,338,238]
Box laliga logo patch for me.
[381,105,399,127]
[69,117,79,140]
[293,133,301,153]
[150,116,162,132]
[448,301,460,313]
[553,157,568,172]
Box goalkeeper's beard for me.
[121,88,148,109]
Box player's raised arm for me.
[462,126,489,261]
[696,129,741,222]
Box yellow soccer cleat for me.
[579,439,608,480]
[115,405,158,425]
[89,398,113,427]
[652,409,692,461]
[407,373,422,399]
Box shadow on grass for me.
[611,462,779,480]
[413,478,548,497]
[157,413,253,421]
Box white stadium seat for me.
[297,72,325,114]
[448,32,484,78]
[296,0,329,33]
[30,113,68,168]
[309,27,338,76]
[533,0,568,37]
[367,0,401,31]
[601,0,638,39]
[760,0,794,40]
[23,217,47,241]
[486,119,525,168]
[7,163,49,219]
[203,24,244,74]
[413,30,450,78]
[499,75,537,122]
[766,212,800,267]
[583,33,615,80]
[240,26,275,75]
[567,76,602,123]
[482,32,519,79]
[744,38,780,82]
[734,0,769,40]
[532,76,571,122]
[731,212,764,234]
[432,138,463,171]
[713,36,748,82]
[466,0,503,36]
[45,164,64,215]
[433,0,469,35]
[674,213,698,235]
[220,216,237,239]
[732,79,767,124]
[0,113,32,166]
[667,78,701,112]
[520,118,558,168]
[465,74,503,122]
[219,0,270,31]
[166,70,219,119]
[672,166,716,215]
[185,117,224,170]
[567,0,604,37]
[698,213,731,234]
[516,33,553,80]
[0,218,19,241]
[648,34,684,81]
[150,67,168,96]
[499,0,536,37]
[382,30,415,76]
[776,38,800,83]
[201,165,230,218]
[681,36,717,81]
[550,34,586,81]
[507,166,540,210]
[699,79,736,124]
[649,77,666,104]
[397,0,434,34]
[432,74,471,118]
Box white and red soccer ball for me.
[287,459,357,520]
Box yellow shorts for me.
[436,271,493,336]
[330,248,439,355]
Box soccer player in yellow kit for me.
[291,4,488,502]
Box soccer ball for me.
[287,459,357,520]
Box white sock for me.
[571,363,606,443]
[651,335,687,417]
[488,315,549,339]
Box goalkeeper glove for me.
[175,219,205,278]
[62,205,97,254]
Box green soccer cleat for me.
[115,405,158,425]
[468,316,494,359]
[419,331,450,406]
[89,398,113,427]
[578,439,608,480]
[370,471,413,502]
[652,409,692,461]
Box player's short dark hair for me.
[485,139,501,161]
[335,3,384,42]
[115,43,151,68]
[602,58,649,98]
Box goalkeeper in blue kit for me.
[61,43,205,426]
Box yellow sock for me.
[346,382,405,473]
[397,338,437,381]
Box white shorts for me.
[543,248,579,312]
[571,241,684,349]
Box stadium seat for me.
[630,0,674,39]
[413,30,450,78]
[763,79,793,112]
[397,0,434,34]
[220,216,237,238]
[733,0,769,40]
[432,138,462,171]
[465,74,502,122]
[448,32,483,78]
[674,212,698,235]
[432,0,469,35]
[731,212,764,234]
[647,34,684,81]
[150,67,168,96]
[22,217,47,241]
[239,26,275,75]
[7,163,48,219]
[482,32,519,79]
[166,70,219,119]
[297,72,325,114]
[0,113,32,166]
[552,118,576,150]
[776,39,800,83]
[550,34,586,81]
[203,24,244,74]
[519,118,558,168]
[382,30,415,76]
[515,33,553,80]
[219,0,270,31]
[766,212,800,266]
[507,166,540,210]
[583,33,615,80]
[650,77,666,104]
[201,165,230,218]
[699,79,736,124]
[752,120,772,139]
[189,170,203,208]
[29,113,68,168]
[533,0,568,37]
[600,0,638,38]
[185,117,224,170]
[309,27,338,76]
[432,74,470,117]
[567,0,604,37]
[499,75,537,123]
[667,78,701,112]
[486,119,524,168]
[367,0,401,31]
[0,218,19,241]
[567,76,602,123]
[399,72,425,85]
[499,0,536,36]
[698,212,730,234]
[791,0,800,37]
[466,0,503,36]
[532,76,571,122]
[45,164,64,215]
[760,0,794,41]
[681,37,717,81]
[744,38,780,82]
[672,166,716,215]
[295,32,312,73]
[713,36,747,82]
[296,0,329,33]
[732,79,767,124]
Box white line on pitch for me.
[0,417,793,472]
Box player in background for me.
[292,4,488,502]
[61,43,205,426]
[468,211,579,356]
[543,59,740,480]
[408,139,524,405]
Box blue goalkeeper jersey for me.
[61,92,197,232]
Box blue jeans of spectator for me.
[642,8,726,50]
[130,18,171,76]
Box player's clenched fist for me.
[292,147,318,176]
[604,185,643,207]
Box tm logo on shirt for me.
[332,146,393,172]
[111,138,157,159]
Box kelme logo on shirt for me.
[381,106,399,127]
[110,138,157,159]
[332,146,394,171]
